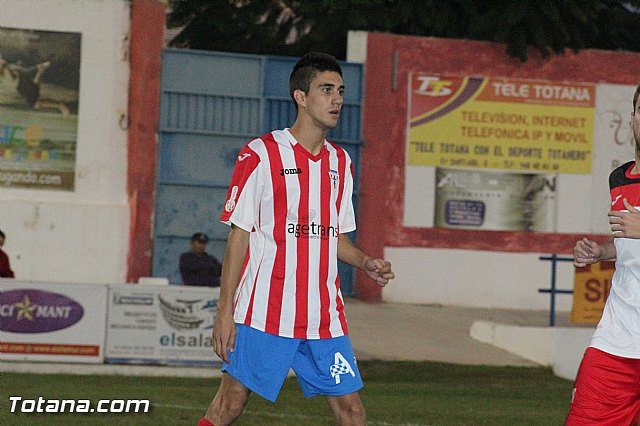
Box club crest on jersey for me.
[280,167,302,176]
[330,352,355,384]
[329,169,339,192]
[225,186,238,212]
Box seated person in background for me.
[179,233,221,287]
[0,229,15,278]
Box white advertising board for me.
[0,280,108,363]
[105,284,220,366]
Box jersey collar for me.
[283,128,328,162]
[625,161,640,179]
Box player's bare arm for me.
[213,224,250,363]
[573,237,616,268]
[608,198,640,238]
[337,234,395,287]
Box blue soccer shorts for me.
[221,324,364,402]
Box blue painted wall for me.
[155,49,363,294]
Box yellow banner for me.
[408,75,595,174]
[570,262,614,325]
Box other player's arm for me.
[573,237,616,267]
[337,233,395,287]
[608,198,640,238]
[213,224,250,363]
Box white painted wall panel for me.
[384,247,575,311]
[0,0,130,283]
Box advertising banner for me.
[105,284,220,366]
[571,262,614,325]
[0,27,81,190]
[408,74,595,174]
[0,280,107,363]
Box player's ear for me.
[293,89,306,109]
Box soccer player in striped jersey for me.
[567,84,640,425]
[198,52,394,426]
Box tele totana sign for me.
[408,74,595,174]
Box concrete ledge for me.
[470,321,554,365]
[553,328,594,381]
[470,321,595,380]
[0,361,222,378]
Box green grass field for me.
[0,361,572,425]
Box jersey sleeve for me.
[220,144,262,231]
[609,161,639,210]
[338,157,356,234]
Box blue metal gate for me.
[154,49,364,294]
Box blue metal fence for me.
[538,254,574,326]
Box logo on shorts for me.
[330,352,355,384]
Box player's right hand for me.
[573,238,603,267]
[212,311,236,364]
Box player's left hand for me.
[609,198,640,238]
[364,258,395,287]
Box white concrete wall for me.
[384,247,575,311]
[0,0,130,283]
[470,320,595,380]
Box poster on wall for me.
[434,168,557,231]
[408,74,595,173]
[406,73,595,231]
[105,284,220,366]
[0,27,81,191]
[0,280,107,363]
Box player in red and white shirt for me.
[220,128,356,339]
[198,53,394,426]
[567,85,640,425]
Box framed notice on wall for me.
[0,27,81,191]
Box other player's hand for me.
[212,311,236,364]
[573,238,604,267]
[364,258,395,287]
[609,198,640,238]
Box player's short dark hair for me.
[634,85,640,112]
[289,52,342,108]
[0,229,5,240]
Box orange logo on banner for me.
[571,262,614,325]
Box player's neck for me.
[289,120,327,156]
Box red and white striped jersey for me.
[220,129,356,339]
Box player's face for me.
[632,102,640,152]
[299,71,344,130]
